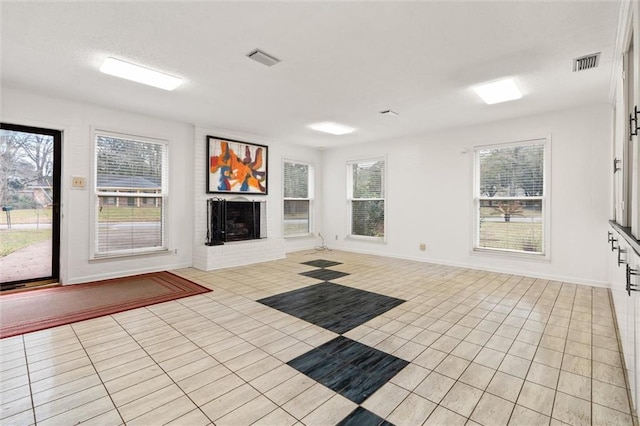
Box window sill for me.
[90,248,170,262]
[609,220,640,256]
[472,247,550,262]
[346,235,386,244]
[284,233,316,240]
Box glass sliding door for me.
[0,123,61,290]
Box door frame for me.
[1,122,61,287]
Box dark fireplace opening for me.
[206,199,266,245]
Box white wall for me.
[322,104,612,286]
[192,126,323,270]
[1,86,612,284]
[1,87,194,284]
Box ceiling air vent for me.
[573,53,600,72]
[247,49,280,67]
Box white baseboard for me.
[329,246,610,288]
[64,262,192,285]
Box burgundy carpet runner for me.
[0,271,211,338]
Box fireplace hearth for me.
[206,199,266,245]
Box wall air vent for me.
[247,49,281,67]
[573,53,600,72]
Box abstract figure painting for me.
[207,136,268,194]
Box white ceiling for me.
[1,1,621,148]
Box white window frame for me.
[91,129,169,259]
[347,157,386,241]
[473,138,550,258]
[282,159,314,238]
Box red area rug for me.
[0,271,211,338]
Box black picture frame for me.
[206,135,268,195]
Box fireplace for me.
[206,199,266,245]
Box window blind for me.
[476,141,545,254]
[95,132,168,256]
[349,159,385,238]
[284,162,309,198]
[283,161,311,236]
[478,143,544,198]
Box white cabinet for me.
[635,290,640,418]
[609,226,640,416]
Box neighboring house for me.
[29,185,53,207]
[96,174,161,208]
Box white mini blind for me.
[476,140,546,254]
[284,161,310,199]
[349,159,385,238]
[94,131,168,257]
[283,161,312,236]
[478,143,544,198]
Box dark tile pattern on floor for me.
[337,407,392,426]
[257,282,406,334]
[301,259,343,268]
[300,268,350,281]
[259,259,407,421]
[288,336,408,404]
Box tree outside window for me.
[476,141,546,254]
[283,161,312,236]
[349,159,385,238]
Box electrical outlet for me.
[419,243,426,251]
[71,176,86,189]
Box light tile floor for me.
[1,250,637,425]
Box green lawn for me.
[0,207,160,258]
[479,221,542,252]
[0,208,52,225]
[479,206,540,219]
[0,228,51,257]
[284,214,310,235]
[0,207,162,224]
[98,206,161,223]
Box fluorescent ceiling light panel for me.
[309,121,355,135]
[100,57,182,91]
[473,79,522,105]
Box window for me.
[475,140,547,255]
[283,160,313,237]
[348,158,385,238]
[93,131,168,257]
